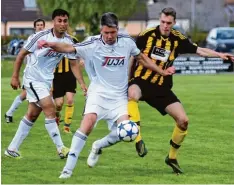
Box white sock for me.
[6,95,24,116]
[45,118,64,150]
[94,125,120,149]
[63,130,87,172]
[8,117,33,151]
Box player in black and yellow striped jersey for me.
[128,7,234,173]
[53,36,79,133]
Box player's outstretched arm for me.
[11,48,30,90]
[135,53,175,76]
[38,40,76,53]
[197,47,234,62]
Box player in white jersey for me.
[5,9,87,160]
[5,19,45,123]
[38,12,175,179]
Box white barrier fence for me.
[174,56,233,74]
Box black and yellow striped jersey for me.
[54,36,79,74]
[131,26,197,87]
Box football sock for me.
[63,130,87,172]
[128,100,142,142]
[64,104,74,127]
[45,118,64,150]
[6,95,24,116]
[8,117,34,151]
[169,124,188,159]
[93,125,120,149]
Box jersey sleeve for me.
[73,40,94,60]
[129,38,140,56]
[65,37,78,60]
[24,32,46,53]
[135,34,148,51]
[178,38,198,54]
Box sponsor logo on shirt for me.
[102,56,125,67]
[151,46,171,62]
[44,49,63,58]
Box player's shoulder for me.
[138,27,156,37]
[117,33,135,42]
[75,35,99,47]
[33,29,51,38]
[64,33,79,43]
[170,29,187,40]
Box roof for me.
[1,0,49,22]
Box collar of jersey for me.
[99,35,123,48]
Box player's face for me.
[53,15,69,35]
[159,13,175,36]
[101,26,118,45]
[35,21,45,32]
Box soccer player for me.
[53,36,80,133]
[5,18,45,123]
[127,7,234,174]
[38,12,175,179]
[4,9,87,159]
[84,7,234,174]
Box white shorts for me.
[84,94,128,130]
[24,81,51,103]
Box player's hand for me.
[80,83,88,96]
[38,40,49,49]
[11,76,21,90]
[162,66,176,76]
[218,53,234,62]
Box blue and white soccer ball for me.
[117,120,139,142]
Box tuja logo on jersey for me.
[102,56,125,67]
[44,49,63,58]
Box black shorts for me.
[53,72,76,99]
[129,78,180,116]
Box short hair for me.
[101,12,118,28]
[160,7,176,20]
[52,9,69,20]
[33,18,45,28]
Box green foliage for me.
[189,25,208,46]
[36,0,139,34]
[1,61,234,184]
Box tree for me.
[36,0,142,34]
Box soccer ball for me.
[117,120,139,142]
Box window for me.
[23,0,37,10]
[10,28,34,36]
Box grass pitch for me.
[1,61,234,184]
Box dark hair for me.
[33,18,45,28]
[52,9,69,20]
[101,12,118,28]
[161,7,176,20]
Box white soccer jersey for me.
[74,34,140,100]
[23,28,76,87]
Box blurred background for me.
[1,0,234,73]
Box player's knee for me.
[128,86,141,101]
[80,114,97,135]
[25,113,39,123]
[66,99,74,105]
[55,101,63,111]
[177,117,189,130]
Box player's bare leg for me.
[64,92,75,133]
[5,102,41,158]
[40,96,69,159]
[128,84,148,157]
[165,102,188,174]
[54,97,64,126]
[5,89,27,123]
[59,113,97,179]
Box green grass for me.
[1,61,234,184]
